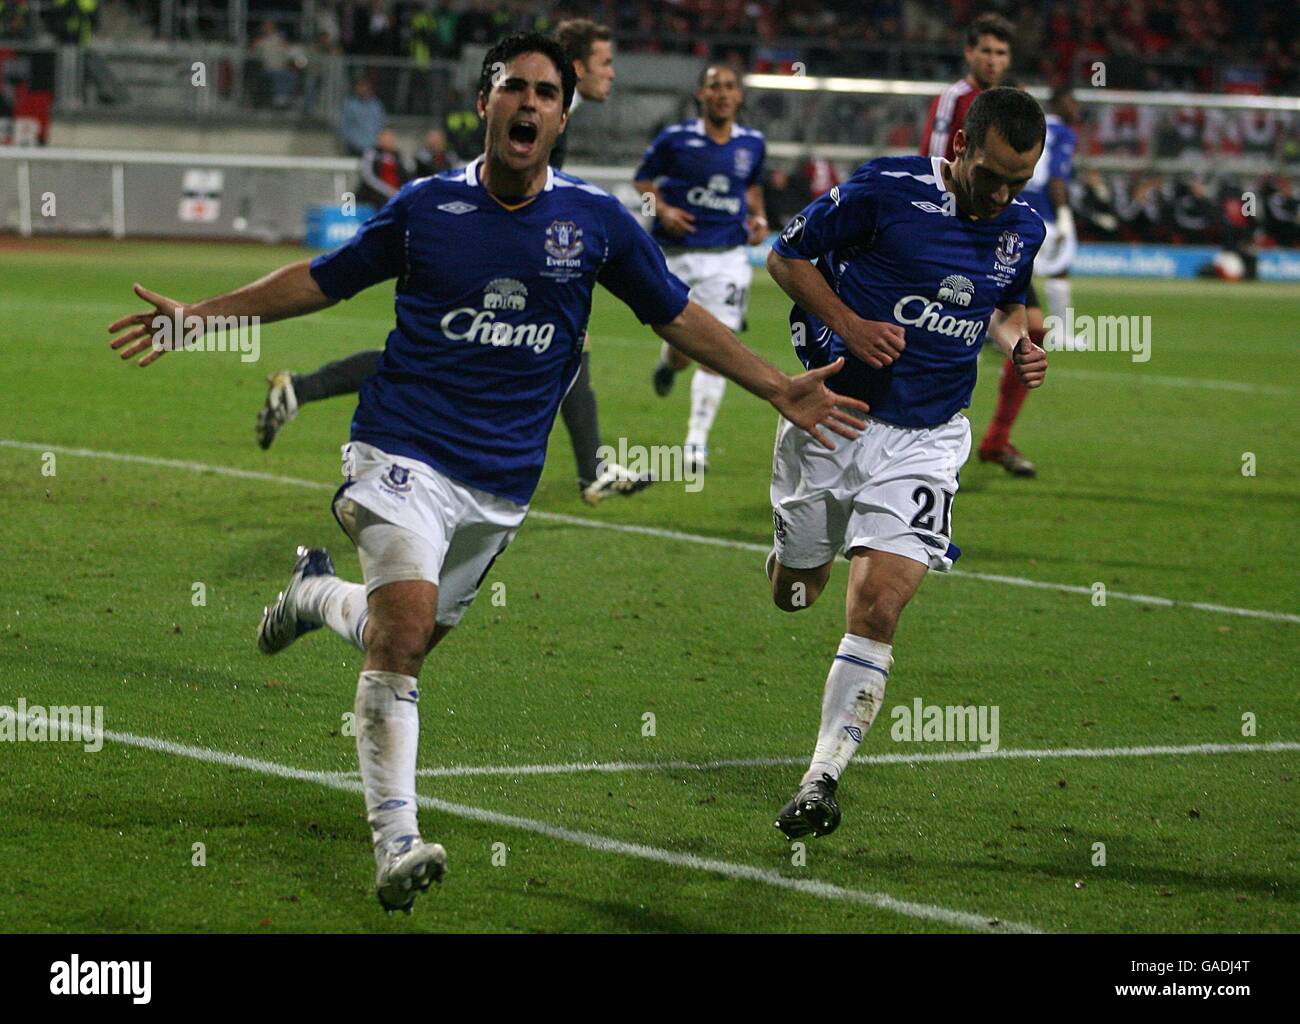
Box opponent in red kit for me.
[922,13,1042,477]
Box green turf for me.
[0,238,1296,933]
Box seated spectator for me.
[339,76,385,157]
[414,129,453,177]
[357,128,412,209]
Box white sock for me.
[1043,278,1074,349]
[802,634,892,785]
[657,340,674,369]
[355,670,421,849]
[297,575,368,651]
[685,368,726,449]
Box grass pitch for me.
[0,238,1296,933]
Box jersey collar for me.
[465,155,555,193]
[692,117,744,139]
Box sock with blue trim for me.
[355,670,421,849]
[802,633,892,785]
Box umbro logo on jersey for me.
[437,201,477,215]
[830,185,841,206]
[912,200,947,214]
[685,139,706,146]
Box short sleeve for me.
[633,132,670,183]
[1050,127,1076,181]
[309,187,409,300]
[771,168,879,261]
[597,201,690,325]
[747,137,767,188]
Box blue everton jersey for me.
[772,155,1045,429]
[634,118,765,249]
[309,158,689,504]
[1022,115,1076,224]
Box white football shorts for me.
[332,441,527,626]
[663,246,753,331]
[770,412,971,572]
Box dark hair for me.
[697,62,740,88]
[963,86,1046,153]
[966,12,1014,48]
[555,18,612,64]
[479,33,577,111]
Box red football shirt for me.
[921,77,982,161]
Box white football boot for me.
[375,834,448,914]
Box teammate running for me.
[256,20,650,506]
[921,12,1043,477]
[107,33,867,913]
[636,64,768,475]
[1023,87,1082,351]
[766,87,1048,839]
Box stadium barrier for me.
[0,147,642,242]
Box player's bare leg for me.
[767,552,833,613]
[776,548,926,839]
[356,579,450,914]
[979,301,1043,476]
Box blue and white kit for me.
[635,118,765,330]
[1022,114,1077,277]
[310,157,689,622]
[768,155,1045,570]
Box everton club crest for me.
[544,220,584,261]
[994,230,1023,269]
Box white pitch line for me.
[599,333,1294,396]
[1048,367,1293,396]
[347,740,1297,780]
[3,438,1298,624]
[96,724,1035,933]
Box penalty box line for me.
[97,724,1039,934]
[3,438,1298,625]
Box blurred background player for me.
[922,12,1042,478]
[637,64,768,475]
[256,19,651,506]
[766,87,1048,840]
[1023,86,1083,352]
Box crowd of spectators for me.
[56,2,1294,95]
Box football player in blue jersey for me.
[107,33,868,913]
[254,20,650,508]
[763,87,1049,839]
[1023,86,1083,351]
[635,63,769,474]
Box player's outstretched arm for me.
[989,304,1047,389]
[767,250,905,368]
[653,299,869,447]
[107,259,336,367]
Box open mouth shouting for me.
[506,118,540,158]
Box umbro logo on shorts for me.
[772,509,788,542]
